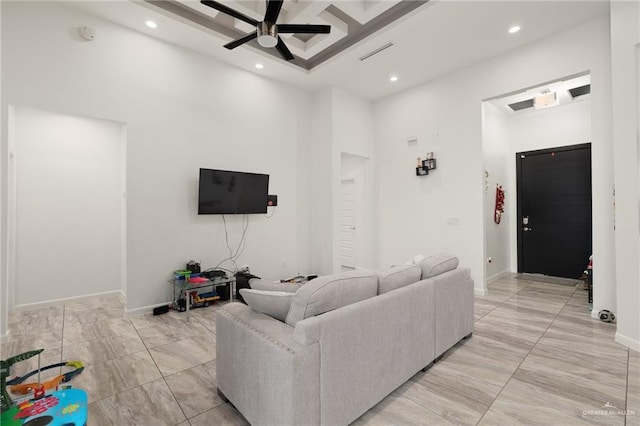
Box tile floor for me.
[2,274,638,425]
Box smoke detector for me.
[79,26,96,41]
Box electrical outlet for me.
[446,217,460,226]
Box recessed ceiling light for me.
[390,75,398,82]
[146,21,158,29]
[508,25,521,34]
[255,63,264,70]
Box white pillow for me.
[239,288,293,322]
[249,278,301,293]
[405,254,425,265]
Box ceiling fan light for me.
[257,22,278,48]
[258,35,277,48]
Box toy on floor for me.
[8,361,84,394]
[1,349,44,413]
[1,350,88,425]
[2,388,88,426]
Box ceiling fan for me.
[200,0,331,61]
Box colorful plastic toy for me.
[191,291,220,307]
[1,349,44,414]
[2,388,88,426]
[8,361,84,394]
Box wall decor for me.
[494,184,505,224]
[416,152,437,176]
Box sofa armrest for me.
[216,303,320,426]
[432,267,474,357]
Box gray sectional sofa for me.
[215,254,474,426]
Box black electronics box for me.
[234,272,260,304]
[186,260,201,274]
[153,305,169,316]
[267,195,278,207]
[217,285,230,301]
[202,270,226,279]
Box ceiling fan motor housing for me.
[257,22,278,48]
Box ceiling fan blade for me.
[224,32,258,49]
[264,0,284,24]
[200,0,259,27]
[275,37,294,61]
[277,24,331,34]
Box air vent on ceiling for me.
[359,42,394,61]
[508,98,535,111]
[568,84,591,99]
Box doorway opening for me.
[481,73,592,289]
[340,178,356,271]
[6,106,127,310]
[516,143,592,279]
[339,152,373,272]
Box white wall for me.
[1,2,312,313]
[309,88,334,275]
[13,107,124,305]
[0,0,6,341]
[309,87,375,273]
[504,99,592,275]
[610,0,640,351]
[373,16,613,299]
[333,89,375,270]
[482,103,511,280]
[333,89,374,158]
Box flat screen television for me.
[198,168,269,214]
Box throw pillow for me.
[377,264,422,294]
[285,269,378,327]
[249,278,301,293]
[419,253,459,279]
[239,288,294,322]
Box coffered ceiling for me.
[69,0,610,100]
[145,0,429,69]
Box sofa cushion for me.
[419,253,459,279]
[249,278,301,293]
[285,269,378,327]
[239,288,294,322]
[377,264,422,294]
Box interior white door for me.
[340,179,356,269]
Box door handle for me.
[523,227,532,232]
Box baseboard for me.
[13,290,126,312]
[11,289,167,320]
[487,270,511,283]
[615,332,640,352]
[474,287,488,296]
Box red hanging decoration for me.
[494,185,505,224]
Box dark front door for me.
[516,143,592,279]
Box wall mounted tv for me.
[198,168,269,214]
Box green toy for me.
[1,349,44,413]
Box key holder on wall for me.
[494,184,505,224]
